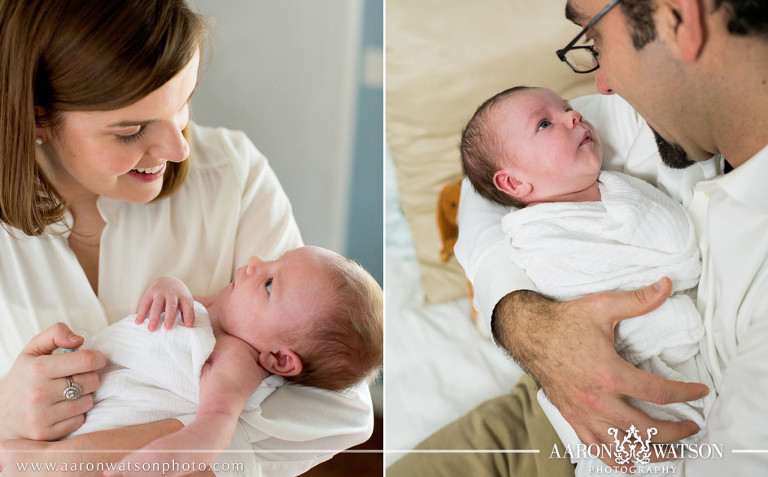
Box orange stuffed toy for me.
[437,179,462,263]
[436,179,477,321]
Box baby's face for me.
[492,88,603,203]
[216,246,332,351]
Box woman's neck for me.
[67,198,106,295]
[35,145,105,293]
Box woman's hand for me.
[0,323,106,441]
[136,276,196,331]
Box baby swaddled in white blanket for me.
[459,86,715,475]
[61,246,383,475]
[69,303,285,437]
[502,170,715,475]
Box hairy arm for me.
[493,284,709,467]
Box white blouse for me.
[0,122,373,476]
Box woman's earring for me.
[35,137,44,146]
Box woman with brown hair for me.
[0,1,372,474]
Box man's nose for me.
[594,69,615,95]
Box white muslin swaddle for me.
[501,171,714,475]
[69,301,284,437]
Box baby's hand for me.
[136,277,196,331]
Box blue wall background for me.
[345,0,383,285]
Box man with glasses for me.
[390,0,768,475]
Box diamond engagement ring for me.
[63,376,82,401]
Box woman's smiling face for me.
[36,51,199,205]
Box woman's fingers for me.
[54,371,100,403]
[44,349,106,379]
[22,322,83,356]
[47,412,88,439]
[0,324,105,441]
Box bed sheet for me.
[384,153,524,466]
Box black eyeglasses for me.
[556,0,622,73]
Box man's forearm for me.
[491,289,557,380]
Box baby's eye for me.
[265,277,273,294]
[537,120,551,131]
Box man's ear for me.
[660,0,705,62]
[493,169,532,199]
[259,348,303,377]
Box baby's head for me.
[461,86,603,208]
[217,246,383,392]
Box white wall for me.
[187,0,363,253]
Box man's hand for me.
[136,277,196,331]
[493,277,709,468]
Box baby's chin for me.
[589,137,604,167]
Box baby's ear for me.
[493,169,532,199]
[259,348,303,377]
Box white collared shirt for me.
[456,94,768,473]
[682,144,768,475]
[0,122,372,476]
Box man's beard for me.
[652,129,695,169]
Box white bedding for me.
[384,152,523,466]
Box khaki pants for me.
[387,374,575,477]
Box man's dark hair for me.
[621,0,768,50]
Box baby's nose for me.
[568,109,583,125]
[245,256,264,275]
